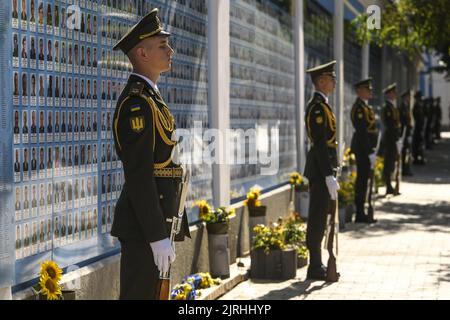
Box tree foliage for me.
[352,0,450,77]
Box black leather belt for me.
[154,167,183,178]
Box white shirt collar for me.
[363,99,369,105]
[315,91,329,104]
[131,72,159,94]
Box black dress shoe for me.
[355,215,369,223]
[307,265,327,280]
[386,188,395,195]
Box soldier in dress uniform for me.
[412,91,426,165]
[399,90,413,176]
[303,60,340,280]
[380,83,402,195]
[350,78,378,223]
[111,8,190,300]
[433,97,442,141]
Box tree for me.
[352,0,450,78]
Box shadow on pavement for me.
[342,201,450,239]
[403,138,450,185]
[256,280,333,300]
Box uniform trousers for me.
[306,178,331,268]
[119,239,159,300]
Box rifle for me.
[155,169,190,300]
[325,143,344,282]
[367,132,381,222]
[394,129,407,195]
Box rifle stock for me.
[326,198,339,282]
[156,278,171,300]
[394,152,401,195]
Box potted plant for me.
[244,186,266,245]
[374,156,385,194]
[282,213,309,268]
[31,260,76,300]
[250,222,297,280]
[289,172,309,220]
[342,148,357,176]
[338,173,356,228]
[195,200,235,279]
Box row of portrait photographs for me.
[167,9,207,38]
[11,0,143,42]
[13,110,115,143]
[13,143,120,182]
[14,205,105,259]
[171,37,207,61]
[166,87,208,107]
[230,11,294,59]
[167,63,207,84]
[14,173,122,222]
[230,104,296,122]
[231,63,295,92]
[12,33,133,75]
[230,42,295,75]
[12,72,128,104]
[230,84,294,105]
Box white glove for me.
[369,153,377,169]
[396,141,403,154]
[325,175,340,200]
[149,238,176,274]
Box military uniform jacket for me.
[304,92,338,181]
[399,101,412,144]
[350,98,378,155]
[111,74,190,243]
[381,100,401,148]
[413,99,424,131]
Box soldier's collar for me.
[358,97,369,106]
[314,90,329,104]
[387,99,397,107]
[130,72,159,95]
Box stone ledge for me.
[198,257,250,300]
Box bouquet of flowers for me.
[289,172,309,192]
[32,260,63,300]
[343,148,356,167]
[244,186,262,208]
[182,272,221,290]
[195,200,236,225]
[171,272,221,300]
[170,282,196,300]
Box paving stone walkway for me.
[220,132,450,300]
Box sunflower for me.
[39,274,62,300]
[40,260,62,282]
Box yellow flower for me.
[39,274,62,300]
[40,260,62,282]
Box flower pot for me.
[250,248,297,280]
[297,256,308,268]
[248,205,266,217]
[207,222,230,279]
[206,221,229,235]
[296,191,309,220]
